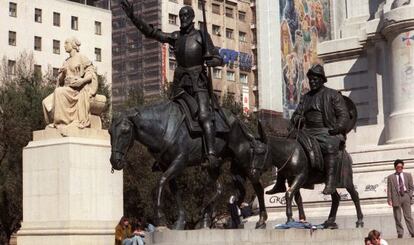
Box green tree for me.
[0,53,54,244]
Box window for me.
[238,11,246,22]
[197,0,203,10]
[8,60,16,75]
[8,31,16,46]
[34,36,42,51]
[213,68,222,79]
[53,68,59,77]
[34,65,42,77]
[9,2,17,17]
[53,40,60,54]
[227,71,235,81]
[168,14,177,25]
[53,12,60,26]
[212,3,220,14]
[183,0,192,6]
[35,8,42,23]
[226,28,233,39]
[169,59,177,70]
[212,25,221,36]
[95,48,102,62]
[239,31,246,42]
[71,16,78,30]
[225,7,233,18]
[240,73,248,84]
[95,21,102,35]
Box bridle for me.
[110,116,135,173]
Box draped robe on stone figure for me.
[43,53,98,128]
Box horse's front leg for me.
[155,155,186,227]
[323,191,340,229]
[200,167,222,229]
[285,174,306,223]
[251,179,267,229]
[294,191,306,221]
[169,179,186,230]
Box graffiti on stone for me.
[365,184,379,192]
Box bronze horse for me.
[109,100,268,229]
[256,124,364,228]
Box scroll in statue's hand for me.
[121,0,135,19]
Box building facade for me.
[0,0,112,83]
[112,0,257,113]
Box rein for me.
[275,117,303,173]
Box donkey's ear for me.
[257,119,267,144]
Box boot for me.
[322,153,337,195]
[265,174,286,194]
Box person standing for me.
[387,159,414,238]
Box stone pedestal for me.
[17,128,123,245]
[382,5,414,143]
[145,228,370,245]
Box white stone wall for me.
[256,0,283,112]
[0,0,112,83]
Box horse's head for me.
[109,113,135,171]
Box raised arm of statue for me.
[204,31,223,67]
[121,0,175,45]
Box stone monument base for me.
[17,128,122,245]
[146,228,414,245]
[146,228,371,245]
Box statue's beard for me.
[180,22,194,33]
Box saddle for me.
[290,129,353,188]
[289,130,324,172]
[174,91,230,134]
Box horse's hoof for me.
[156,226,170,232]
[255,222,266,229]
[323,222,338,229]
[356,220,364,228]
[286,218,295,224]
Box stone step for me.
[146,228,371,245]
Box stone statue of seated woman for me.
[42,37,106,130]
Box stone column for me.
[382,4,414,143]
[17,128,123,245]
